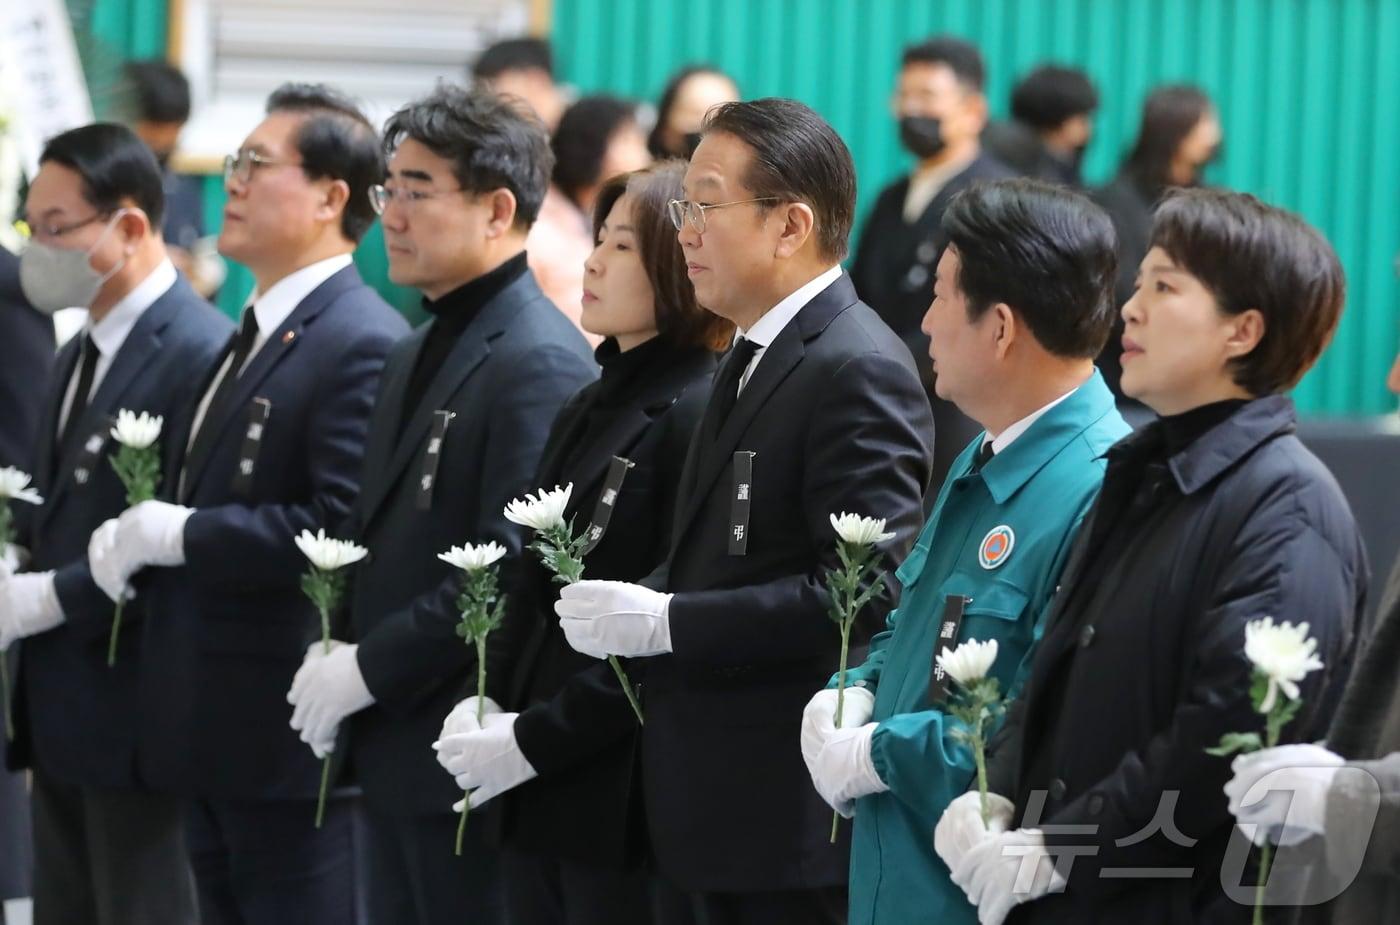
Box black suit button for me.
[1078,625,1096,648]
[1049,778,1067,801]
[1087,793,1106,816]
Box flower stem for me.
[831,619,853,844]
[455,799,469,856]
[107,599,124,667]
[1,656,12,741]
[315,755,331,829]
[1254,841,1271,925]
[974,732,990,825]
[609,656,644,725]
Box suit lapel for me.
[180,268,356,500]
[349,330,422,532]
[35,340,79,492]
[39,292,179,529]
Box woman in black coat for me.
[935,187,1366,925]
[435,160,732,925]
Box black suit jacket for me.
[6,276,231,790]
[640,273,934,891]
[0,246,54,471]
[345,270,596,818]
[487,340,717,866]
[137,265,408,800]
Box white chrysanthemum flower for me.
[110,409,163,449]
[438,541,508,572]
[294,528,369,572]
[0,466,43,506]
[829,512,896,547]
[503,484,573,532]
[1245,617,1324,713]
[936,638,999,686]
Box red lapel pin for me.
[282,330,296,345]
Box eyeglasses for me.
[367,184,469,216]
[667,197,779,234]
[223,150,302,185]
[22,212,108,242]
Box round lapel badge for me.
[978,525,1015,570]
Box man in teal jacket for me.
[802,179,1131,925]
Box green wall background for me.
[553,0,1400,417]
[72,0,1400,415]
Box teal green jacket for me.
[835,371,1129,925]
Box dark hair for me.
[592,160,734,352]
[942,178,1118,358]
[473,37,553,80]
[384,84,553,231]
[1123,84,1213,194]
[646,64,737,158]
[700,98,856,262]
[123,59,191,124]
[40,122,166,228]
[1149,188,1344,394]
[552,96,638,208]
[265,83,383,243]
[1010,65,1098,131]
[902,36,985,92]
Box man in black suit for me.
[0,243,54,924]
[1,123,232,925]
[87,85,409,923]
[555,98,935,924]
[283,85,595,924]
[850,36,1013,489]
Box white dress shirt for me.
[57,259,177,436]
[983,385,1080,456]
[185,253,353,452]
[734,264,844,394]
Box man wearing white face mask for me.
[2,122,231,925]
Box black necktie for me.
[710,337,761,432]
[183,308,260,489]
[59,334,100,450]
[974,439,996,471]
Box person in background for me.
[88,83,409,924]
[850,35,1014,490]
[122,59,223,297]
[803,179,1128,925]
[983,64,1098,188]
[472,36,567,133]
[0,243,54,925]
[528,95,651,341]
[1219,338,1400,925]
[646,65,741,160]
[435,159,731,925]
[938,188,1364,925]
[2,122,231,925]
[1093,84,1221,415]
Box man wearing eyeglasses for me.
[86,84,409,923]
[0,123,230,925]
[552,98,935,924]
[281,84,593,924]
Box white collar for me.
[739,264,843,348]
[986,385,1080,455]
[245,253,353,335]
[86,258,177,357]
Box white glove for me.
[88,519,131,603]
[1,544,28,577]
[0,571,65,648]
[438,713,539,811]
[287,642,374,758]
[801,686,875,775]
[809,722,889,817]
[87,502,192,603]
[554,580,673,658]
[935,790,1016,873]
[1225,743,1346,846]
[435,695,504,772]
[952,828,1066,925]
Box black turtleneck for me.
[562,335,686,472]
[401,252,529,425]
[1159,398,1251,457]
